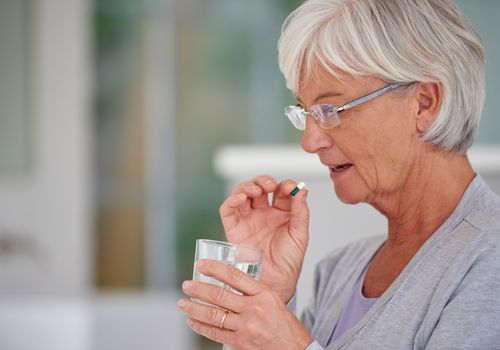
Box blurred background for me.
[0,0,498,349]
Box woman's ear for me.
[415,82,442,133]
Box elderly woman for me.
[178,0,500,349]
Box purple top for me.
[328,265,378,344]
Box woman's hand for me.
[219,175,309,303]
[178,260,313,350]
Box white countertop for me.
[215,144,500,179]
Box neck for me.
[373,147,475,251]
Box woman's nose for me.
[301,117,334,154]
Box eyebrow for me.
[296,91,343,106]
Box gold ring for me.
[219,310,229,329]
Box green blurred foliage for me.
[94,0,308,291]
[174,0,302,285]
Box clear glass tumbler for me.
[192,239,263,350]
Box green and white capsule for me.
[290,181,306,197]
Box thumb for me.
[289,188,310,244]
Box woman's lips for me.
[330,163,353,173]
[329,163,353,179]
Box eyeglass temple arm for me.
[336,83,404,113]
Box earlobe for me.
[415,82,442,133]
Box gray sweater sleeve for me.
[288,293,326,350]
[302,262,325,350]
[285,262,324,349]
[300,263,320,330]
[425,236,500,350]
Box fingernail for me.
[177,299,186,308]
[238,193,246,200]
[251,185,260,191]
[182,281,191,290]
[265,179,275,185]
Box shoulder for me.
[438,174,500,278]
[464,174,500,232]
[425,230,500,348]
[439,227,500,302]
[460,228,500,273]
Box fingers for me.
[219,175,277,231]
[272,180,309,249]
[177,298,239,331]
[230,176,277,209]
[186,317,234,346]
[196,260,262,296]
[182,279,246,313]
[271,179,299,211]
[219,192,249,232]
[219,176,307,233]
[289,188,310,242]
[248,175,278,208]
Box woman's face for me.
[298,65,420,206]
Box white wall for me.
[0,0,92,294]
[215,144,500,313]
[0,293,194,350]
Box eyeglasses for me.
[284,83,408,130]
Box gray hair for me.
[278,0,485,153]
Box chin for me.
[332,180,366,205]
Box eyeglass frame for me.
[284,82,412,130]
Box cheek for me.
[337,123,381,187]
[341,111,414,190]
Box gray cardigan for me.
[298,174,500,349]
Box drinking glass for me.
[193,239,263,350]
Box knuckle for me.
[190,320,200,332]
[207,307,219,323]
[228,267,244,283]
[254,174,272,183]
[255,289,282,310]
[208,326,220,341]
[259,288,274,301]
[230,187,239,195]
[251,304,266,318]
[246,182,260,190]
[211,287,227,304]
[231,182,246,194]
[219,202,227,214]
[268,289,280,301]
[246,320,261,338]
[241,181,252,189]
[231,181,254,195]
[241,319,251,334]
